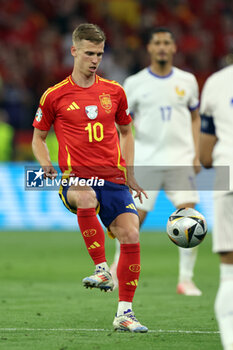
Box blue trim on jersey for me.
[59,180,138,228]
[147,67,173,79]
[201,114,216,135]
[189,102,200,111]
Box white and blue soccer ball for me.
[166,208,208,248]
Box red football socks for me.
[117,243,141,302]
[77,208,106,265]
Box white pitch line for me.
[0,328,220,334]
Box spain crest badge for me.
[99,93,112,113]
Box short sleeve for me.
[200,77,216,135]
[32,90,55,131]
[188,75,199,111]
[200,77,214,117]
[115,86,132,125]
[123,77,137,115]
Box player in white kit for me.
[200,63,233,350]
[110,27,202,296]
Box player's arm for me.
[199,113,217,168]
[199,76,218,169]
[117,123,147,203]
[32,128,57,179]
[191,108,201,174]
[200,132,217,168]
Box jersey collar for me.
[68,74,99,88]
[147,67,173,79]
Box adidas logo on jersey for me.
[88,241,100,250]
[126,279,138,286]
[126,203,136,210]
[67,102,80,111]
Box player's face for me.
[147,32,176,65]
[71,39,104,77]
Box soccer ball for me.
[166,208,207,248]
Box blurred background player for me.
[110,27,202,296]
[32,23,148,333]
[200,61,233,349]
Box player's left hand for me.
[127,174,148,204]
[43,165,58,179]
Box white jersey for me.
[200,64,233,192]
[124,67,199,166]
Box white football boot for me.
[113,309,148,333]
[82,267,113,292]
[177,281,202,296]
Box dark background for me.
[0,0,232,160]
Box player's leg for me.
[109,164,158,289]
[109,212,148,332]
[213,193,233,349]
[165,167,201,295]
[109,166,161,290]
[109,240,120,289]
[176,202,202,296]
[110,209,148,289]
[66,184,113,291]
[215,252,233,350]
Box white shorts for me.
[135,167,199,212]
[213,192,233,253]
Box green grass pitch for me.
[0,231,221,350]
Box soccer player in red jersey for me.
[32,23,148,332]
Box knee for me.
[220,252,233,264]
[76,190,97,208]
[119,226,139,244]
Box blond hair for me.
[72,23,106,45]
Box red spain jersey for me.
[33,75,132,184]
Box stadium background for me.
[0,0,233,231]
